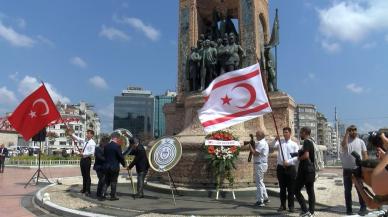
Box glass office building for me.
[154,91,176,138]
[114,87,154,138]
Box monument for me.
[161,0,296,188]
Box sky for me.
[0,0,387,134]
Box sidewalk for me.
[0,167,383,217]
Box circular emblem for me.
[113,128,133,150]
[148,137,182,172]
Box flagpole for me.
[257,58,285,162]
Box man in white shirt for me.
[341,125,368,216]
[71,129,96,196]
[249,130,269,207]
[274,127,299,213]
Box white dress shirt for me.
[253,138,269,164]
[274,139,299,166]
[72,134,96,157]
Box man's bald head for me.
[255,130,265,140]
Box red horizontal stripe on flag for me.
[211,69,260,91]
[201,102,270,127]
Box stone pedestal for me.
[162,91,296,188]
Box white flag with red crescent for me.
[198,63,272,133]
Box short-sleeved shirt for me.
[298,139,315,173]
[274,139,299,166]
[341,137,367,169]
[253,138,269,164]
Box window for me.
[60,125,67,129]
[59,141,66,146]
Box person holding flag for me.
[69,129,96,196]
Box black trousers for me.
[137,170,148,196]
[105,168,120,197]
[343,169,366,212]
[96,170,106,197]
[277,165,296,209]
[0,157,5,172]
[295,172,315,214]
[80,157,91,193]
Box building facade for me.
[294,104,318,141]
[114,86,154,140]
[154,91,176,138]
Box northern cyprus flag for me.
[198,63,272,133]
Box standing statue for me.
[200,39,217,90]
[223,33,245,73]
[186,47,201,91]
[217,34,229,75]
[264,47,277,92]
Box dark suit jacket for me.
[93,146,105,171]
[0,148,8,159]
[103,142,126,171]
[127,144,149,173]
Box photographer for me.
[371,133,388,196]
[341,125,368,216]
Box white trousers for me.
[255,163,268,203]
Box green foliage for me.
[11,154,79,161]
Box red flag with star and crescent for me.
[8,84,60,141]
[198,63,272,133]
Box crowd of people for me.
[69,129,149,201]
[249,125,387,217]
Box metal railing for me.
[6,159,81,166]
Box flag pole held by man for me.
[7,83,60,141]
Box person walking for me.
[249,130,269,207]
[341,125,368,216]
[126,138,149,198]
[0,144,8,173]
[70,129,96,196]
[274,127,299,213]
[295,127,316,217]
[103,132,126,200]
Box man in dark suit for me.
[0,144,8,173]
[93,134,110,200]
[126,138,149,198]
[103,132,126,200]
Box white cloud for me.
[0,86,17,104]
[321,40,341,53]
[0,21,35,47]
[318,0,388,43]
[18,76,71,104]
[346,83,364,93]
[37,35,55,47]
[8,72,19,81]
[16,18,26,29]
[362,42,377,49]
[97,103,114,133]
[89,76,108,89]
[70,56,87,68]
[99,25,129,41]
[115,16,160,41]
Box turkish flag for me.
[198,63,272,133]
[8,84,61,141]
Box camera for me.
[368,131,388,150]
[290,149,304,158]
[243,134,255,162]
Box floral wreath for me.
[204,130,240,189]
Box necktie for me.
[83,141,89,152]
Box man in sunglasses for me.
[341,125,369,216]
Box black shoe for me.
[80,190,85,193]
[98,196,106,201]
[264,199,270,204]
[299,211,311,217]
[358,209,368,216]
[289,207,295,213]
[346,210,353,215]
[254,201,265,207]
[85,192,91,197]
[277,206,286,212]
[109,197,119,201]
